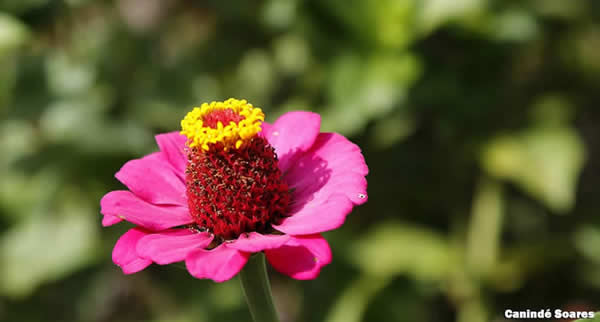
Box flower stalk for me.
[239,252,280,322]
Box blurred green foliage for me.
[575,313,600,322]
[1,0,599,321]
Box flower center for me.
[202,109,245,129]
[180,98,265,151]
[181,99,290,240]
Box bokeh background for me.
[1,0,599,321]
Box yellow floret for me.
[180,98,265,151]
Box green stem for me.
[239,252,280,322]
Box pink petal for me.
[265,234,331,280]
[102,214,122,226]
[136,229,213,265]
[261,111,321,173]
[274,194,353,235]
[273,133,368,235]
[185,244,249,282]
[112,228,152,274]
[115,152,187,206]
[155,131,188,176]
[226,232,290,252]
[100,190,193,231]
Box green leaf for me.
[0,0,49,14]
[0,120,36,166]
[466,178,504,278]
[39,96,153,154]
[349,221,454,281]
[333,222,455,322]
[369,110,416,148]
[532,0,586,20]
[574,313,600,322]
[491,10,539,42]
[232,50,275,104]
[0,13,29,56]
[574,226,600,264]
[325,276,391,322]
[0,169,60,221]
[0,194,98,298]
[482,126,586,213]
[323,52,421,135]
[416,0,486,35]
[45,52,96,96]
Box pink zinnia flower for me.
[101,99,368,282]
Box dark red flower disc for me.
[185,136,290,240]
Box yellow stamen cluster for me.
[180,98,265,151]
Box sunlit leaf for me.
[232,50,275,104]
[0,120,36,166]
[417,0,486,35]
[532,0,586,20]
[466,178,503,277]
[372,0,416,49]
[40,97,152,154]
[492,10,539,42]
[45,52,96,96]
[0,195,98,298]
[262,0,298,30]
[323,53,421,135]
[0,169,60,221]
[273,34,310,75]
[325,276,391,322]
[574,226,600,264]
[369,111,416,149]
[350,221,454,281]
[573,313,600,322]
[482,126,586,213]
[0,13,29,56]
